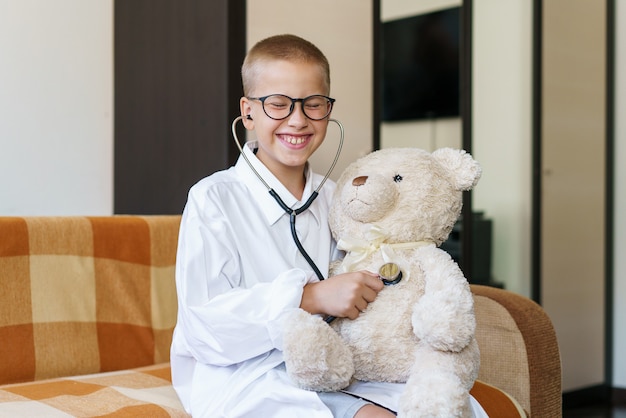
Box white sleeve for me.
[174,188,309,367]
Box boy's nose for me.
[287,102,308,126]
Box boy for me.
[170,34,395,417]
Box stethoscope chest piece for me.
[379,262,403,285]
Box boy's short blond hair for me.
[241,34,330,96]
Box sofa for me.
[0,216,561,417]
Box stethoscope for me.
[231,116,403,321]
[231,115,344,283]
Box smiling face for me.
[240,59,331,188]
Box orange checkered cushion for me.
[0,363,189,417]
[0,216,181,385]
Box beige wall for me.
[381,0,533,298]
[541,0,606,391]
[472,1,533,297]
[246,0,373,182]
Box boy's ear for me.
[240,97,254,129]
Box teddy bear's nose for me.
[352,176,368,186]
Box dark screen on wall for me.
[382,7,460,121]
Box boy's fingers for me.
[355,299,368,313]
[363,273,384,291]
[362,287,379,303]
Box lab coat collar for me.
[235,141,322,227]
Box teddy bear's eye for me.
[393,174,403,183]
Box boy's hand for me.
[300,271,383,319]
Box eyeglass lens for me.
[261,95,333,120]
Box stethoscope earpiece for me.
[246,115,253,120]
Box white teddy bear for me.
[282,147,483,417]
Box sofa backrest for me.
[0,216,181,385]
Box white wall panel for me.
[0,0,113,215]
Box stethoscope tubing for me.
[231,116,401,324]
[230,116,344,198]
[230,114,344,280]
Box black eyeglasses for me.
[247,94,335,121]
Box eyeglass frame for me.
[246,94,336,121]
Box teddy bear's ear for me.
[432,148,482,191]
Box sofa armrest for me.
[471,284,561,418]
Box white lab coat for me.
[170,141,489,417]
[171,141,337,417]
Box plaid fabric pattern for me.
[0,216,181,386]
[0,363,188,417]
[0,216,550,417]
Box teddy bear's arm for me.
[411,246,476,352]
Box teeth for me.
[283,136,306,145]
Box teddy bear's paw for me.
[412,299,475,353]
[397,372,471,418]
[282,309,354,392]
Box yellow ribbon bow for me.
[336,225,433,275]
